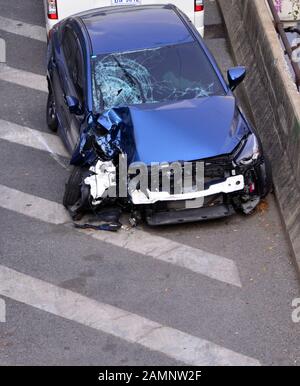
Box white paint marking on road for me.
[0,119,69,168]
[0,38,6,63]
[0,185,70,225]
[0,184,242,287]
[0,16,46,42]
[0,64,47,92]
[0,298,6,323]
[88,229,242,287]
[0,265,259,365]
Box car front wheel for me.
[63,166,83,208]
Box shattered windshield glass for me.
[91,41,225,111]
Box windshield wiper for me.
[111,55,146,103]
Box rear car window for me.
[91,41,225,111]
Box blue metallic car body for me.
[47,4,273,224]
[129,96,249,164]
[82,6,194,55]
[48,4,249,162]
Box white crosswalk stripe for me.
[89,229,242,286]
[0,265,259,365]
[0,64,47,92]
[0,184,242,287]
[0,184,69,225]
[0,16,47,42]
[0,119,69,158]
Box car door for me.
[61,25,86,152]
[49,27,71,147]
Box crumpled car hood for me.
[128,96,248,164]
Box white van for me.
[44,0,204,36]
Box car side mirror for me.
[65,95,82,115]
[227,67,246,91]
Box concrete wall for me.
[218,0,300,270]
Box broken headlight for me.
[235,134,261,166]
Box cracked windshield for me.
[91,41,225,111]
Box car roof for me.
[78,5,194,55]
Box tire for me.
[63,166,83,208]
[46,90,58,132]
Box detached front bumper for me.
[130,175,245,205]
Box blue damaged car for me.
[46,4,272,226]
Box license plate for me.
[111,0,141,5]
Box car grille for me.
[204,155,234,179]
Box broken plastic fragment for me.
[96,108,123,132]
[74,222,121,232]
[71,109,125,166]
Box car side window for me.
[73,44,84,103]
[62,27,84,107]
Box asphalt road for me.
[0,0,299,366]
